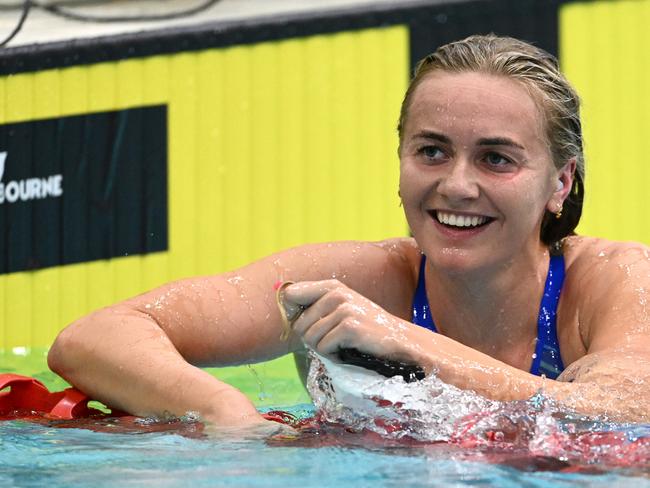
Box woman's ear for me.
[547,157,576,213]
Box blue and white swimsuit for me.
[411,254,566,379]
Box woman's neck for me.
[424,242,550,354]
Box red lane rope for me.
[0,373,126,420]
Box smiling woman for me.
[48,34,650,429]
[399,71,562,273]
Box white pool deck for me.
[0,0,466,48]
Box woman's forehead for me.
[405,71,547,144]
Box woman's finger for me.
[291,287,351,335]
[316,315,375,356]
[298,305,350,350]
[281,280,341,308]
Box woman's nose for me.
[436,160,479,201]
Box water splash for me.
[305,350,650,468]
[307,350,494,441]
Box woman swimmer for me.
[48,35,650,428]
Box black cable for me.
[37,0,222,23]
[0,0,223,48]
[0,0,118,11]
[0,0,30,47]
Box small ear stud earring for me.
[555,203,563,219]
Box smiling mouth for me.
[429,210,495,229]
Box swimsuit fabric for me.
[411,254,566,379]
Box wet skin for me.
[397,71,574,360]
[49,72,650,426]
[399,71,569,274]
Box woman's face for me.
[399,71,567,272]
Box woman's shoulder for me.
[561,235,650,352]
[274,237,421,318]
[341,236,421,286]
[562,235,650,297]
[305,237,421,271]
[341,237,421,318]
[563,235,650,271]
[370,237,422,266]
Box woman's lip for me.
[431,209,494,219]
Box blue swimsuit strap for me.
[411,254,566,379]
[530,253,566,379]
[412,255,437,332]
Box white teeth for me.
[436,211,488,228]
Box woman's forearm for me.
[404,326,650,422]
[48,307,263,426]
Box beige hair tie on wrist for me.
[275,281,304,341]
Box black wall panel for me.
[0,105,168,274]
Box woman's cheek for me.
[399,165,428,206]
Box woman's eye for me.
[484,152,513,169]
[418,145,445,161]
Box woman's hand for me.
[203,411,296,438]
[281,280,419,362]
[201,384,297,437]
[202,384,268,426]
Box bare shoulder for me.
[248,237,419,282]
[368,236,421,277]
[562,235,650,352]
[563,235,650,278]
[269,237,420,318]
[366,237,421,315]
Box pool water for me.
[2,351,650,487]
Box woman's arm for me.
[48,305,267,427]
[284,241,650,422]
[48,239,416,426]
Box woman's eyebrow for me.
[413,131,451,144]
[412,132,525,150]
[477,137,525,150]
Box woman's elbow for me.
[48,309,110,378]
[48,319,85,378]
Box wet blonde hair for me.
[397,34,585,247]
